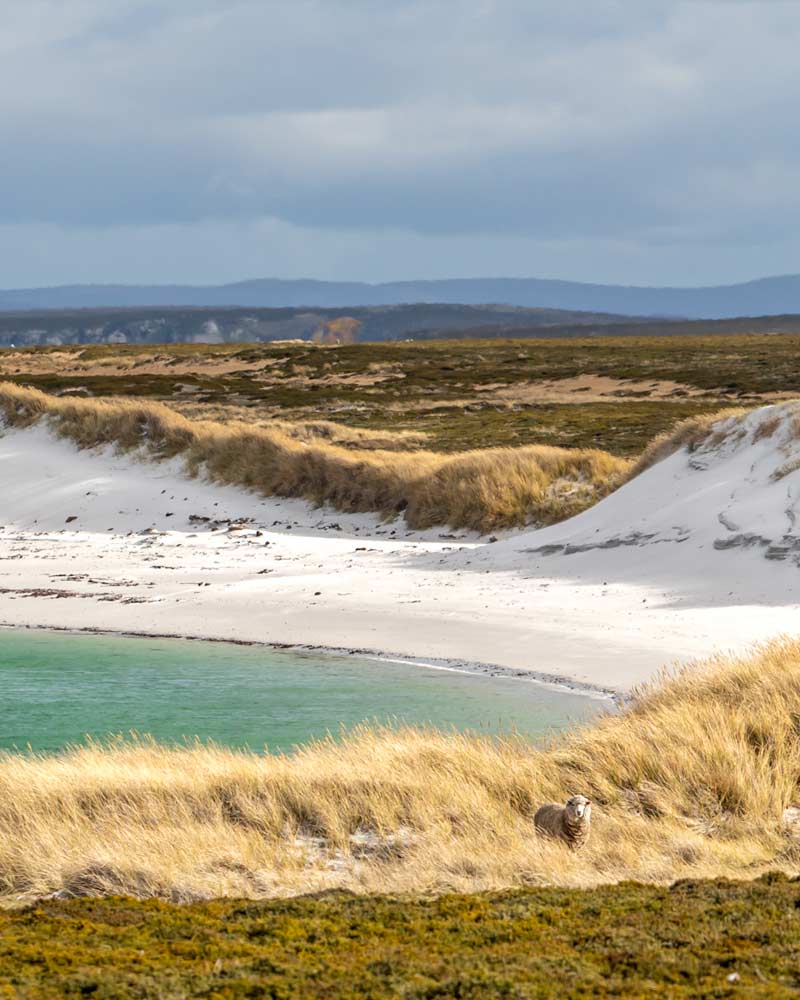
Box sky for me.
[2,0,799,288]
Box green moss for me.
[4,333,799,455]
[348,400,722,455]
[2,877,800,997]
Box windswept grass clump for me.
[176,403,432,451]
[2,639,800,905]
[0,383,629,532]
[261,417,428,451]
[625,401,800,483]
[625,406,748,477]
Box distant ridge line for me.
[3,273,800,318]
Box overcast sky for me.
[2,0,799,287]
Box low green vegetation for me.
[2,333,798,454]
[404,399,718,454]
[3,876,800,997]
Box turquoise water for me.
[0,629,606,753]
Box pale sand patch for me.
[473,375,708,404]
[0,348,405,389]
[0,349,297,381]
[2,408,800,693]
[382,375,711,414]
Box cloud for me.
[0,1,799,283]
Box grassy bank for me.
[3,333,797,453]
[0,382,630,532]
[3,876,800,997]
[2,639,800,906]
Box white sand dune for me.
[2,405,800,692]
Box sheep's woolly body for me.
[534,796,591,849]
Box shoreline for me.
[3,419,800,695]
[0,621,620,702]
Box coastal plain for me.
[4,335,800,990]
[2,334,800,692]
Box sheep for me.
[534,795,592,849]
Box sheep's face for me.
[566,795,591,822]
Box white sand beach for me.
[2,407,800,693]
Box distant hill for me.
[4,273,800,318]
[409,313,800,342]
[0,303,644,348]
[4,303,800,349]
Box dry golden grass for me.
[2,639,800,905]
[624,406,748,478]
[173,401,431,451]
[0,383,629,533]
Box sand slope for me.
[2,406,800,691]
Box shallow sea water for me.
[0,628,607,753]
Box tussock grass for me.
[0,383,629,532]
[248,418,428,451]
[626,401,800,481]
[175,402,431,451]
[625,406,747,477]
[3,639,800,905]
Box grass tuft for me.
[0,382,630,533]
[2,639,800,905]
[625,407,747,477]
